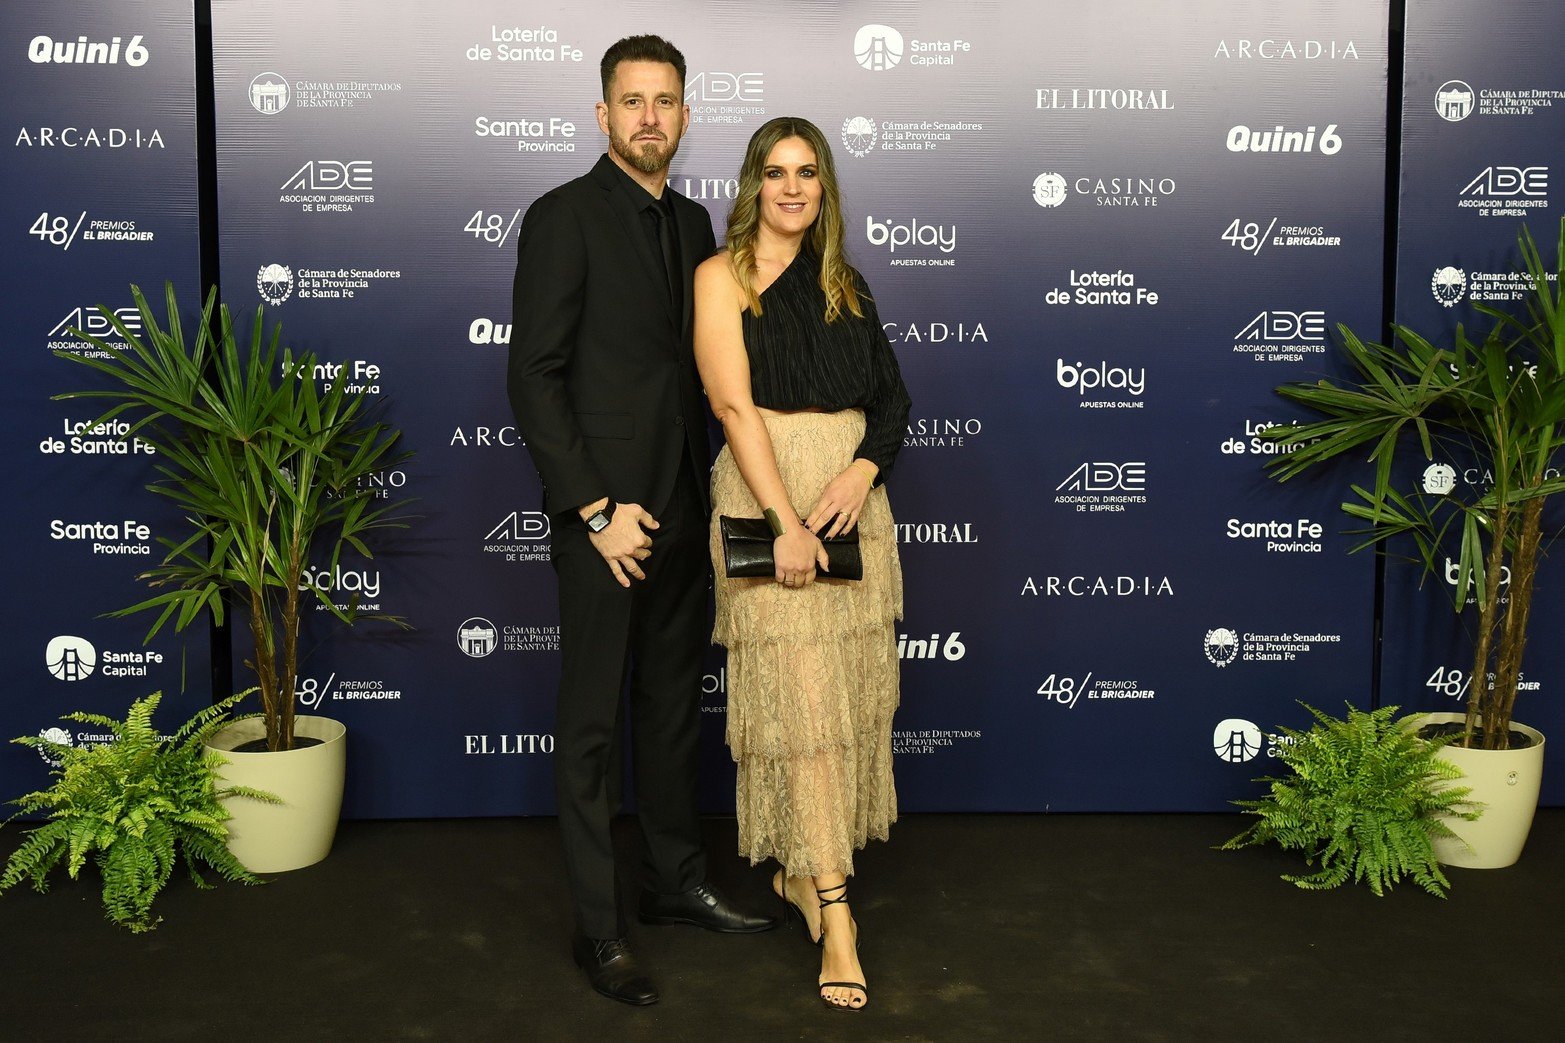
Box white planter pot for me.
[1416,711,1545,869]
[205,715,347,873]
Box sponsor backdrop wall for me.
[205,0,1387,817]
[1,2,208,805]
[1388,0,1565,803]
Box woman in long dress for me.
[693,116,911,1012]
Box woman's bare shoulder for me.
[695,251,742,298]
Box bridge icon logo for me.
[854,24,904,72]
[46,635,97,681]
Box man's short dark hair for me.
[600,35,686,100]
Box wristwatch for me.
[586,501,615,533]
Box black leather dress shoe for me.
[571,935,658,1006]
[637,882,778,933]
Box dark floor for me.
[2,811,1562,1041]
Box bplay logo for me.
[250,72,289,114]
[1213,718,1263,762]
[865,215,956,254]
[46,635,96,681]
[258,263,293,305]
[854,24,905,71]
[1432,266,1467,308]
[1437,80,1475,122]
[842,116,877,157]
[459,617,498,658]
[1055,359,1146,396]
[28,33,147,66]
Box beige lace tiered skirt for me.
[710,409,902,877]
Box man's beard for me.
[610,127,678,174]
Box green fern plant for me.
[1221,703,1480,897]
[1,692,278,932]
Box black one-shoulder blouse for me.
[739,250,912,483]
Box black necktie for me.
[647,203,679,311]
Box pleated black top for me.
[740,250,912,483]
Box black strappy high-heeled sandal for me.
[773,869,822,946]
[816,882,867,1012]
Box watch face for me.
[588,512,610,533]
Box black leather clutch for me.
[718,515,863,581]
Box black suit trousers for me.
[550,456,708,938]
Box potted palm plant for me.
[1262,219,1563,868]
[56,283,410,872]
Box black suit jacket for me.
[509,153,717,519]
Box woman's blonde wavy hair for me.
[726,116,864,322]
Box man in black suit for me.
[508,35,774,1006]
